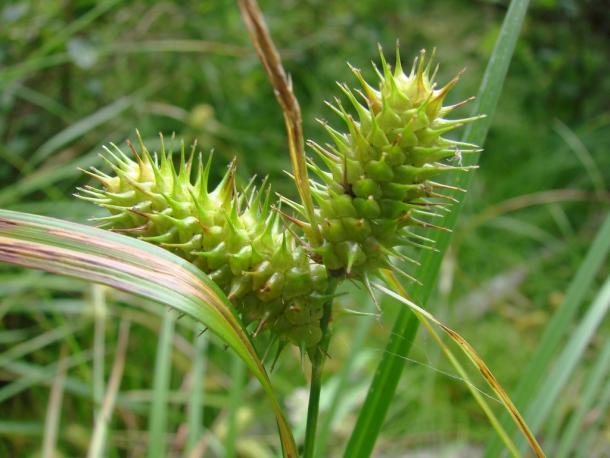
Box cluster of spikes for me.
[78,47,481,351]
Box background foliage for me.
[1,0,609,456]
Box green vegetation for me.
[1,0,609,457]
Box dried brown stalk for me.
[238,0,321,246]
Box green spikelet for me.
[305,47,481,277]
[77,133,328,348]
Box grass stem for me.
[303,280,337,458]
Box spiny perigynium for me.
[79,47,481,350]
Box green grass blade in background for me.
[343,1,530,456]
[484,211,610,457]
[148,308,176,458]
[554,336,610,458]
[30,96,134,166]
[92,285,106,419]
[226,356,247,458]
[87,319,130,458]
[0,209,297,457]
[519,274,610,449]
[377,276,543,457]
[577,366,610,454]
[187,328,208,453]
[42,345,68,458]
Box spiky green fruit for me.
[77,135,329,347]
[305,48,481,278]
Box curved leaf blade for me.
[0,209,297,457]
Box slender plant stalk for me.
[303,279,338,458]
[42,344,68,458]
[187,327,208,453]
[148,308,176,458]
[314,298,376,458]
[226,356,246,458]
[344,1,530,455]
[88,319,130,458]
[92,284,106,420]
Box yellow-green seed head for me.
[303,47,481,277]
[78,134,329,348]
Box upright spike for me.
[393,39,403,77]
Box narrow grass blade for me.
[0,352,92,404]
[30,96,134,165]
[92,285,107,418]
[0,209,297,457]
[519,275,610,449]
[42,345,68,458]
[0,323,82,368]
[13,84,73,122]
[88,319,130,458]
[344,1,530,455]
[29,0,119,58]
[376,278,544,458]
[0,421,44,437]
[0,41,246,88]
[148,308,176,458]
[485,211,610,457]
[187,328,208,453]
[226,356,247,458]
[578,371,610,453]
[555,337,610,458]
[553,120,606,198]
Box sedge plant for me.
[0,0,547,456]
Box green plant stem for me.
[314,298,376,458]
[303,280,338,458]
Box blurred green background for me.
[1,0,609,456]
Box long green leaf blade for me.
[485,211,610,457]
[0,209,297,457]
[555,335,610,457]
[344,1,530,456]
[521,275,610,449]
